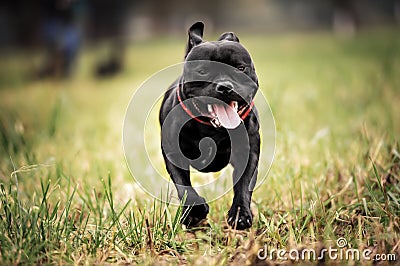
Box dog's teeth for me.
[208,104,217,118]
[232,101,238,112]
[208,104,213,113]
[247,219,250,225]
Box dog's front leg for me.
[161,150,210,226]
[228,128,260,230]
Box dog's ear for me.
[218,32,240,42]
[185,22,204,58]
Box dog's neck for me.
[176,82,215,127]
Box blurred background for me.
[0,2,399,263]
[2,0,400,44]
[0,0,399,80]
[0,0,399,201]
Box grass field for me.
[0,29,399,264]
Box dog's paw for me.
[181,197,209,227]
[227,205,253,230]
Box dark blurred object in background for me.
[94,44,124,78]
[90,1,129,78]
[37,0,86,78]
[333,0,358,36]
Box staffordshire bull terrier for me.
[159,21,260,230]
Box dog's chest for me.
[180,125,231,156]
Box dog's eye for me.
[197,69,207,75]
[237,66,245,72]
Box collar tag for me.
[210,118,222,128]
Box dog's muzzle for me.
[177,85,254,129]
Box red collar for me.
[176,84,254,127]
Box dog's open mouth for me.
[206,101,240,129]
[179,86,252,130]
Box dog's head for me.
[181,22,259,129]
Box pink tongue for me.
[213,103,241,129]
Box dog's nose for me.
[216,81,234,94]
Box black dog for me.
[159,22,260,230]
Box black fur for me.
[159,22,260,230]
